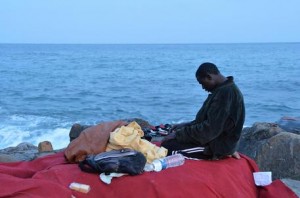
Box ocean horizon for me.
[1,41,299,45]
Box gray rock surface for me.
[238,122,300,180]
[0,142,63,162]
[124,118,152,129]
[276,117,300,134]
[281,178,300,197]
[0,142,38,162]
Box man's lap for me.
[161,139,211,160]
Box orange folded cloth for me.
[64,120,127,163]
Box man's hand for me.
[169,125,179,133]
[162,132,176,142]
[169,122,190,133]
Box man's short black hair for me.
[196,62,220,78]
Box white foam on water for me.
[9,114,58,127]
[31,127,70,150]
[0,114,72,150]
[0,126,31,149]
[0,125,70,150]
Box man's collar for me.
[211,76,234,92]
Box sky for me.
[0,0,299,44]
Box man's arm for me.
[175,93,231,145]
[169,121,193,133]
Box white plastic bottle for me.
[151,154,185,172]
[144,163,155,172]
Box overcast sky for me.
[1,0,299,44]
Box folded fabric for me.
[106,121,167,163]
[64,120,127,163]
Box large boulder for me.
[0,142,38,162]
[123,118,152,129]
[238,122,300,180]
[0,142,63,162]
[276,116,300,134]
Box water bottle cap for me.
[152,159,162,172]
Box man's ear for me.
[206,74,212,80]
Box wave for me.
[0,125,69,150]
[0,114,72,150]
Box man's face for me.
[197,75,215,92]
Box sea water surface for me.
[0,43,299,149]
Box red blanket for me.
[0,152,296,198]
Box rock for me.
[0,154,17,163]
[238,122,300,180]
[276,116,300,134]
[38,141,53,152]
[123,118,152,129]
[0,142,64,162]
[238,122,284,160]
[257,132,300,179]
[281,178,300,197]
[0,142,38,162]
[69,123,91,142]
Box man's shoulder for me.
[213,83,243,102]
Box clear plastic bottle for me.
[152,154,185,172]
[144,163,155,172]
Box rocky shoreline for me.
[0,117,299,196]
[0,142,64,163]
[237,118,300,197]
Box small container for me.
[253,172,272,186]
[69,182,91,193]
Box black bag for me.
[79,149,146,175]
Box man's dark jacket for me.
[175,76,245,158]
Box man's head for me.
[196,62,224,92]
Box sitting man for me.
[161,62,245,160]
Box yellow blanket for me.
[106,121,167,163]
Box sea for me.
[0,43,299,150]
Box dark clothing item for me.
[174,76,245,159]
[161,139,211,160]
